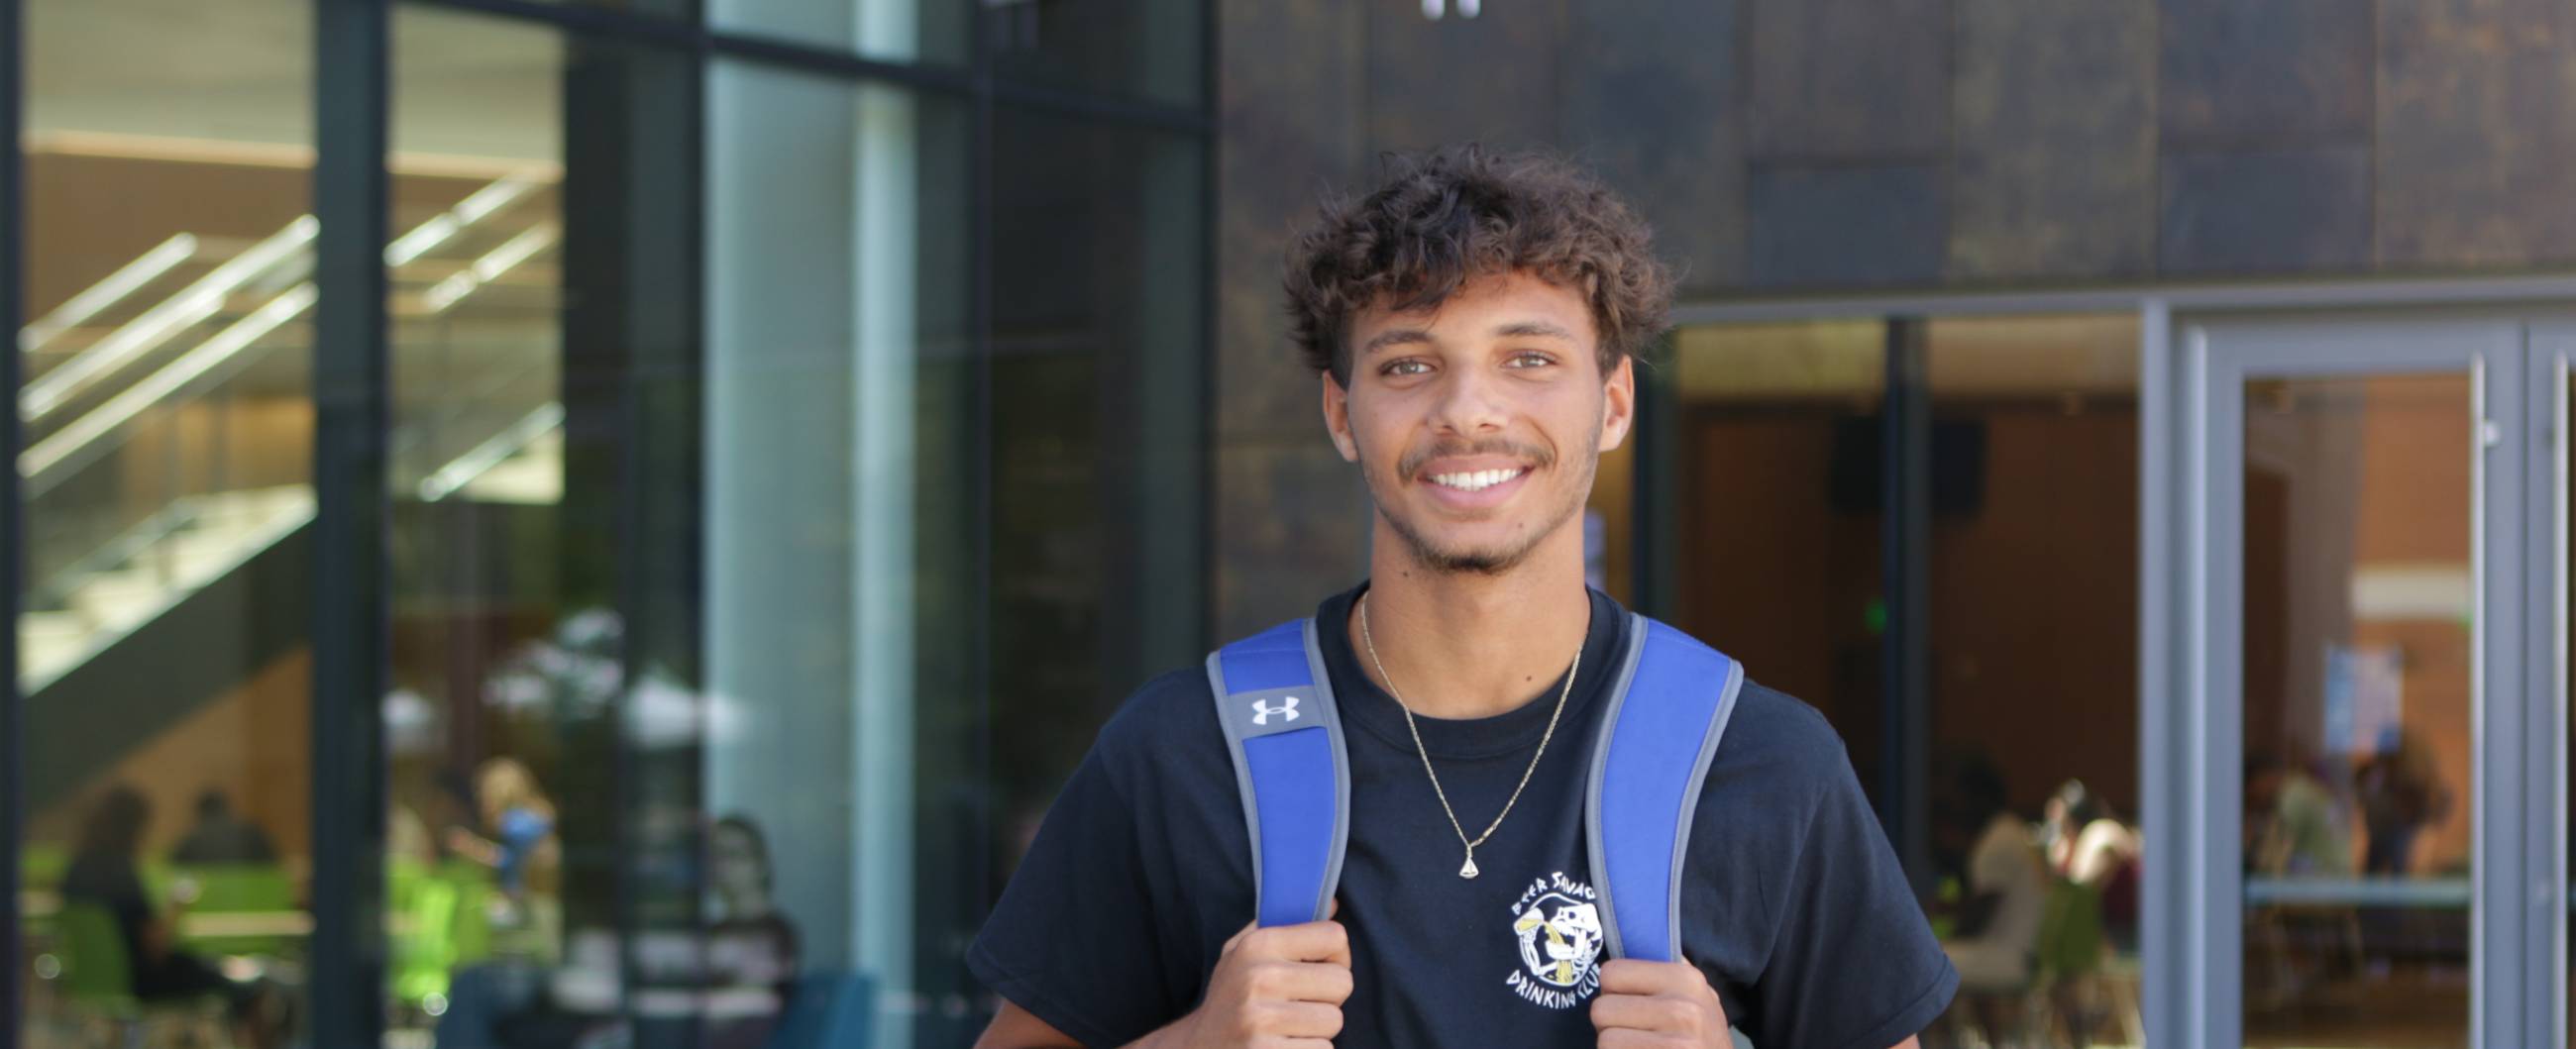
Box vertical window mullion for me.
[0,0,25,1038]
[308,1,392,1045]
[1879,317,1932,889]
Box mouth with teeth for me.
[1428,468,1527,492]
[1413,461,1537,511]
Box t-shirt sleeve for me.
[1750,747,1958,1049]
[968,739,1180,1047]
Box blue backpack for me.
[1204,612,1743,963]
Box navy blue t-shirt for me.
[970,584,1956,1048]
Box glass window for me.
[19,0,317,1045]
[2240,374,2473,1046]
[10,2,1210,1045]
[1666,318,1887,786]
[984,107,1207,890]
[1668,315,2148,1043]
[1923,314,2144,1044]
[985,0,1204,109]
[703,56,974,1046]
[708,0,969,70]
[382,7,703,1044]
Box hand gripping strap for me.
[1206,618,1351,928]
[1584,615,1744,962]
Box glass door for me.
[2182,317,2548,1048]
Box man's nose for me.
[1429,365,1508,434]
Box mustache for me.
[1398,438,1553,480]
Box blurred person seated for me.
[170,788,280,866]
[2244,750,2365,1008]
[704,814,800,1049]
[2353,726,2452,877]
[2044,779,2142,951]
[60,785,288,1048]
[1929,754,2046,1043]
[2246,749,2354,878]
[442,815,803,1049]
[707,815,799,996]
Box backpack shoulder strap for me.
[1206,618,1351,928]
[1584,614,1745,962]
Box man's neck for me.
[1348,522,1592,720]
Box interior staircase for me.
[19,169,568,808]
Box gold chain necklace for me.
[1357,592,1582,879]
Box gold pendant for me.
[1460,851,1479,879]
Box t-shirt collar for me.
[1314,580,1629,762]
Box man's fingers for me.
[1597,958,1698,996]
[1223,920,1257,954]
[1247,999,1346,1038]
[1242,919,1351,966]
[1588,991,1701,1032]
[1274,961,1354,1004]
[1233,959,1354,1005]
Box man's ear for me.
[1598,354,1637,454]
[1322,371,1359,462]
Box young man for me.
[970,148,1956,1048]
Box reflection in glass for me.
[1666,319,1886,793]
[708,0,969,69]
[383,8,702,1046]
[1923,315,2144,1047]
[986,110,1207,901]
[2242,374,2472,1048]
[704,56,974,1047]
[19,0,316,1045]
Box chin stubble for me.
[1358,427,1600,578]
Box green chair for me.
[388,861,498,1016]
[2035,878,2107,981]
[173,865,295,912]
[23,842,69,888]
[387,858,428,909]
[52,900,225,1047]
[389,878,461,1012]
[54,902,140,1012]
[171,863,298,958]
[441,862,496,967]
[2031,879,2111,1044]
[22,843,68,940]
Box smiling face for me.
[1323,270,1634,577]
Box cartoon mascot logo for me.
[1513,892,1604,988]
[1501,873,1607,1013]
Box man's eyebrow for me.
[1496,320,1577,340]
[1359,328,1435,357]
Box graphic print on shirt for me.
[1505,872,1603,1009]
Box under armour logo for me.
[1251,696,1302,725]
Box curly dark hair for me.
[1283,146,1675,387]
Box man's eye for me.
[1383,360,1432,376]
[1508,352,1556,367]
